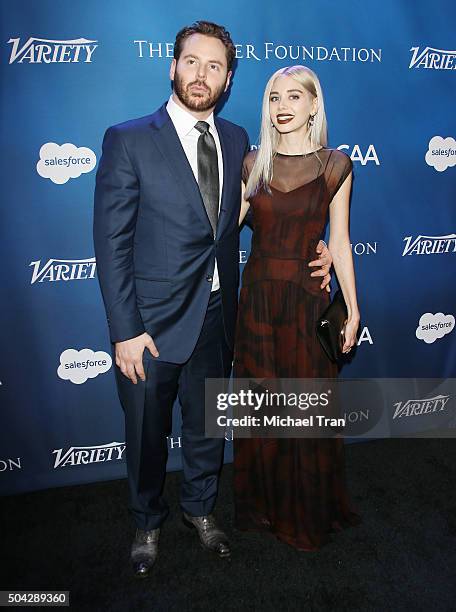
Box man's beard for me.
[173,71,226,112]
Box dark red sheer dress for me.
[233,148,361,551]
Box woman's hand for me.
[342,315,360,354]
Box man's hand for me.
[115,332,159,384]
[308,240,332,293]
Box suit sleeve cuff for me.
[108,313,146,344]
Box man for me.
[94,21,331,577]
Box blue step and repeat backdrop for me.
[1,1,455,495]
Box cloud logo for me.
[416,313,455,344]
[37,142,97,184]
[425,136,456,172]
[57,348,112,384]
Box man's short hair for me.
[174,21,236,72]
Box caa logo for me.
[416,313,455,344]
[337,144,380,165]
[357,326,374,346]
[57,348,112,384]
[37,143,96,184]
[251,144,380,165]
[425,136,456,172]
[8,37,98,64]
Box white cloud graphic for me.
[416,313,455,344]
[425,136,456,172]
[37,142,97,184]
[57,348,112,384]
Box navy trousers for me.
[114,290,232,531]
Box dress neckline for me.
[275,147,325,157]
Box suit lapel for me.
[149,105,212,233]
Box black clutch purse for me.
[316,289,348,363]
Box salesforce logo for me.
[425,136,456,172]
[57,348,112,384]
[415,313,455,344]
[37,142,97,184]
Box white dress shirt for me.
[166,95,223,292]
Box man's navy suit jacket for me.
[93,103,249,364]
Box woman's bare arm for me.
[328,172,360,352]
[238,181,250,225]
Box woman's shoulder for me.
[243,149,257,165]
[322,147,353,168]
[242,149,257,179]
[322,147,353,198]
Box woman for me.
[234,65,361,551]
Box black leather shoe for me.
[131,528,160,578]
[182,513,231,558]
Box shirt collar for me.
[166,94,216,138]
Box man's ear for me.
[224,70,232,93]
[170,58,176,82]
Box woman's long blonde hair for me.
[245,65,328,199]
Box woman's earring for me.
[308,114,315,128]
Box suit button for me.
[206,275,213,282]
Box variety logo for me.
[57,348,112,384]
[393,394,450,419]
[52,442,125,468]
[30,257,96,284]
[416,313,455,344]
[409,46,456,70]
[134,40,382,63]
[402,234,456,256]
[425,136,456,172]
[8,37,98,64]
[0,458,22,472]
[337,144,380,165]
[37,143,96,184]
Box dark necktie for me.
[194,121,219,235]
